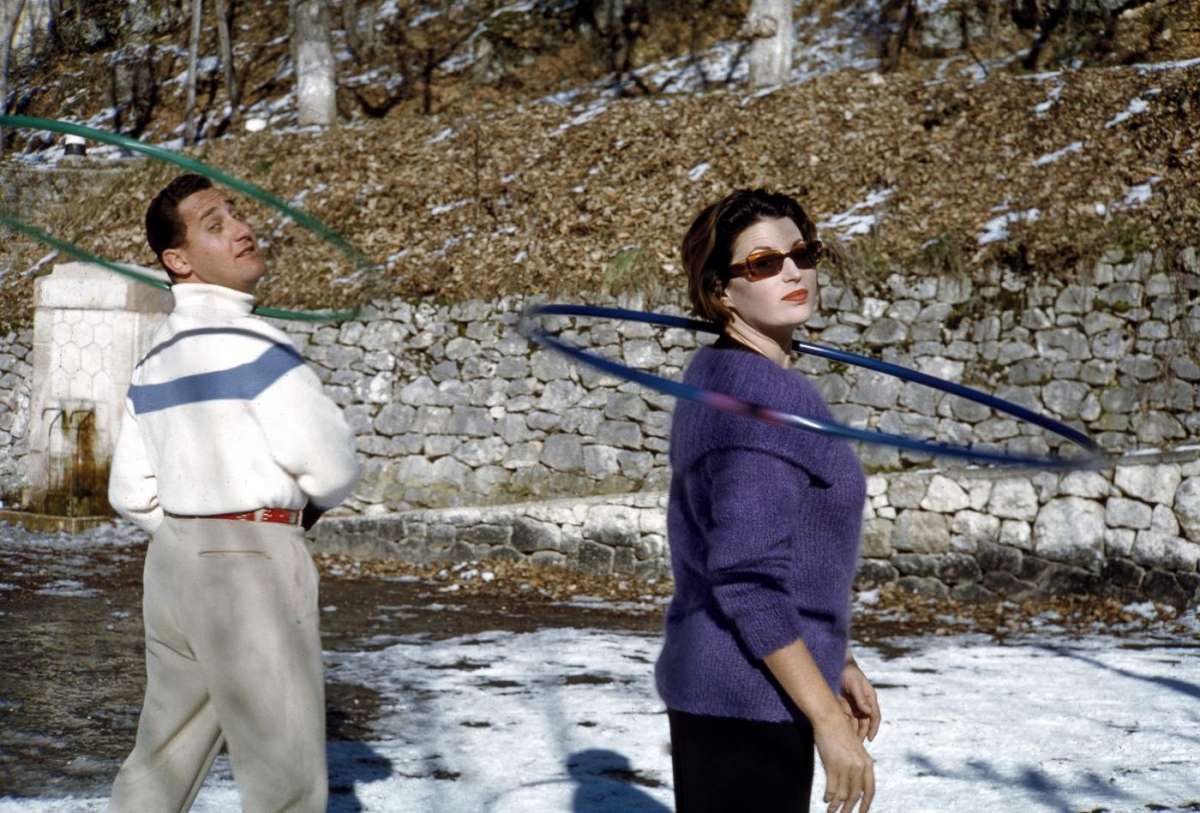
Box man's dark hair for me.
[146,173,213,280]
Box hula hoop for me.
[0,115,371,322]
[520,304,1105,471]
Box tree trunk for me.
[0,0,29,157]
[290,0,336,127]
[343,0,360,58]
[214,0,238,116]
[746,0,792,88]
[597,0,623,34]
[183,0,203,144]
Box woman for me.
[657,189,881,813]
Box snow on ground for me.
[977,208,1041,245]
[1032,140,1084,167]
[3,625,1197,812]
[819,188,894,238]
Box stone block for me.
[1104,528,1135,558]
[861,518,894,558]
[1115,464,1182,505]
[950,582,994,602]
[1041,563,1103,596]
[977,541,1022,574]
[1101,558,1144,590]
[894,553,939,576]
[896,576,949,598]
[849,370,900,409]
[854,560,898,588]
[921,475,970,513]
[596,420,642,449]
[950,510,1000,542]
[936,553,981,583]
[894,510,950,553]
[1141,570,1188,606]
[1105,497,1152,529]
[982,572,1034,597]
[1176,476,1200,543]
[582,444,621,478]
[461,524,512,546]
[1059,471,1110,499]
[583,504,640,546]
[1133,531,1200,572]
[988,479,1039,521]
[399,376,438,406]
[577,541,615,576]
[1033,497,1105,571]
[541,434,584,472]
[889,474,929,510]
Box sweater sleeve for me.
[250,358,361,510]
[702,447,808,660]
[108,398,164,535]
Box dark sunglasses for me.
[728,240,824,282]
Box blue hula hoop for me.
[519,304,1105,471]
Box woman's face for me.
[720,217,819,338]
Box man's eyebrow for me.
[199,205,223,222]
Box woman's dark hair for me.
[681,188,817,325]
[146,173,213,279]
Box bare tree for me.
[290,0,337,127]
[183,0,203,144]
[214,0,239,116]
[343,0,380,60]
[746,0,792,88]
[0,0,29,157]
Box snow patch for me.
[430,199,471,216]
[818,188,893,238]
[1032,140,1084,167]
[1104,93,1156,128]
[977,208,1041,245]
[1134,56,1200,73]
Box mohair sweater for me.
[655,339,867,723]
[108,283,360,535]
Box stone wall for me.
[275,246,1199,513]
[314,491,670,581]
[0,328,34,505]
[313,453,1200,606]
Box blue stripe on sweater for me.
[129,343,306,415]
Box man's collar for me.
[171,282,256,316]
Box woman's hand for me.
[761,641,878,812]
[812,709,875,813]
[840,659,882,743]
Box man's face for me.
[164,188,267,293]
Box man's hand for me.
[300,503,324,532]
[840,660,882,743]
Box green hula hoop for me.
[0,115,373,322]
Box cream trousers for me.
[108,516,327,813]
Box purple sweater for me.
[655,339,867,723]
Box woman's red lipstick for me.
[783,289,809,303]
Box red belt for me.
[204,508,301,525]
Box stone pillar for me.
[23,262,173,516]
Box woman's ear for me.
[717,280,734,313]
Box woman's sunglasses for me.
[728,240,824,282]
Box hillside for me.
[0,0,1198,329]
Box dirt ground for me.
[0,520,1192,798]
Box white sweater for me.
[108,283,360,534]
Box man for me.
[107,173,360,812]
